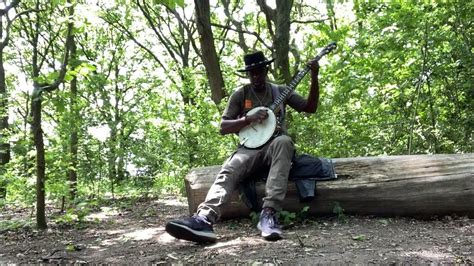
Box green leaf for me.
[352,235,366,241]
[66,244,75,252]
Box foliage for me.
[250,206,310,226]
[0,218,35,232]
[54,202,92,228]
[1,1,472,228]
[290,1,473,157]
[332,201,347,223]
[277,206,311,226]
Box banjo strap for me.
[270,83,285,124]
[241,83,285,122]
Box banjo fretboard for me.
[268,42,336,111]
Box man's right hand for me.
[246,109,269,124]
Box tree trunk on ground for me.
[184,153,474,219]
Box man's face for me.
[248,66,267,90]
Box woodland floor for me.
[1,195,472,265]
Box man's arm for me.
[219,109,269,135]
[301,60,320,113]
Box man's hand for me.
[308,59,320,78]
[246,109,269,124]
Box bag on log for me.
[289,154,337,181]
[289,154,337,202]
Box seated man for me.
[165,51,320,242]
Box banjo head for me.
[239,107,277,148]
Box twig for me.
[296,233,305,248]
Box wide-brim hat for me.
[237,51,275,72]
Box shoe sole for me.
[257,223,282,241]
[263,232,282,241]
[165,221,217,243]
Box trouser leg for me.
[262,135,294,211]
[197,147,262,223]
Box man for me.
[165,51,320,243]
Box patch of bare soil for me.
[1,195,472,264]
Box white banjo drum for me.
[239,42,337,148]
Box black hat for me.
[237,51,275,72]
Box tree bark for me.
[0,53,10,180]
[194,0,226,104]
[31,87,47,229]
[257,0,293,83]
[27,0,75,229]
[68,36,78,202]
[0,0,21,197]
[185,153,474,219]
[274,0,293,84]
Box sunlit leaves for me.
[115,0,184,9]
[2,1,472,208]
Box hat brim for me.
[237,58,275,72]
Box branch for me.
[211,23,272,51]
[0,0,20,15]
[41,2,75,92]
[291,18,329,24]
[100,7,179,86]
[256,0,276,38]
[37,23,63,72]
[1,4,39,48]
[166,5,200,60]
[220,0,249,52]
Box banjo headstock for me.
[314,42,337,60]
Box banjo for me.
[239,42,337,148]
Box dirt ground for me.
[1,195,472,264]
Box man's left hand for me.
[308,59,320,74]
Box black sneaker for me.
[165,215,217,243]
[257,207,282,241]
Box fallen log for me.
[184,153,474,219]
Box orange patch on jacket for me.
[244,99,252,109]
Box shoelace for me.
[262,211,280,229]
[193,215,212,226]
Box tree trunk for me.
[184,153,474,219]
[27,0,75,229]
[0,53,10,167]
[0,0,18,178]
[194,0,226,104]
[0,51,9,199]
[326,0,338,31]
[257,0,293,83]
[31,87,47,229]
[68,36,78,202]
[274,0,293,84]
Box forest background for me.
[0,0,472,230]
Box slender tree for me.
[68,31,78,201]
[16,0,75,229]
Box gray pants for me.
[197,135,295,223]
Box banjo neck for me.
[268,65,311,111]
[268,42,336,111]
